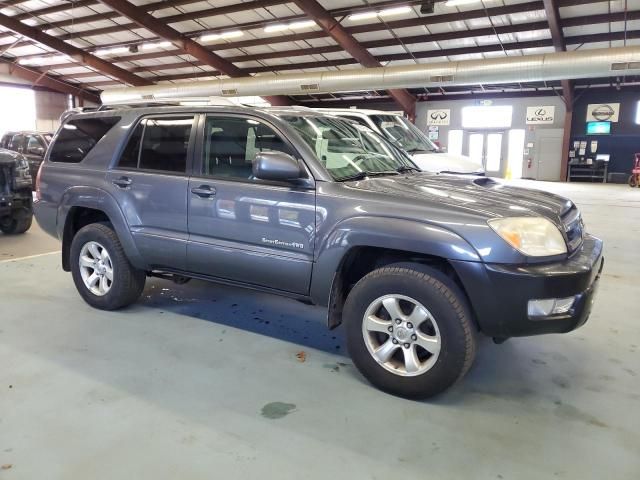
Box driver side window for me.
[202,116,295,180]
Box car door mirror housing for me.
[253,151,302,181]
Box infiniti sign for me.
[427,109,450,126]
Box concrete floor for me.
[1,181,639,479]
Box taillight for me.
[35,161,44,201]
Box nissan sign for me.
[427,109,451,126]
[586,103,620,123]
[526,106,556,125]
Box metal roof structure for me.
[0,0,638,109]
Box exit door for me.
[468,132,504,176]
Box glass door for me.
[466,132,504,176]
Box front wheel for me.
[344,264,477,399]
[0,214,32,234]
[70,223,146,310]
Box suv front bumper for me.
[451,234,604,339]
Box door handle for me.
[191,185,216,198]
[112,176,132,188]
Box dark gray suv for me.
[34,105,603,398]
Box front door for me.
[467,132,504,176]
[187,114,316,295]
[105,115,196,271]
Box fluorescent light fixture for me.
[445,0,481,6]
[18,54,71,65]
[349,5,411,21]
[289,20,316,29]
[264,23,290,33]
[141,41,172,50]
[200,30,244,42]
[264,20,316,32]
[94,46,128,56]
[379,5,412,17]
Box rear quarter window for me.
[49,117,120,163]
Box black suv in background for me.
[1,131,53,189]
[0,148,33,234]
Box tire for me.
[70,223,146,310]
[629,175,638,188]
[344,263,477,399]
[0,214,32,234]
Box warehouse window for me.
[447,130,463,156]
[0,86,36,137]
[462,106,513,129]
[49,117,120,163]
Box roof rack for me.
[99,96,238,108]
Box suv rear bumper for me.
[451,235,604,339]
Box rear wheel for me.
[629,174,639,188]
[344,263,476,399]
[70,223,146,310]
[0,213,32,234]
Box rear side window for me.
[117,116,193,173]
[49,117,120,163]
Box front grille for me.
[0,166,12,195]
[562,205,584,252]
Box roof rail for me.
[100,96,238,107]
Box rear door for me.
[105,115,195,271]
[186,113,316,294]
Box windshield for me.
[280,115,416,181]
[370,115,438,153]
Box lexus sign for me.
[427,109,451,126]
[586,103,620,123]
[526,106,556,125]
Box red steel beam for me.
[292,0,416,118]
[97,0,289,106]
[543,0,574,182]
[0,12,151,87]
[543,0,574,106]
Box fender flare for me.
[310,215,480,306]
[58,186,146,270]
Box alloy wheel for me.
[362,294,441,377]
[79,241,113,296]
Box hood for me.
[410,151,484,175]
[0,148,23,165]
[347,173,572,222]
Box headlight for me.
[488,217,567,257]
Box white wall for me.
[35,90,68,133]
[415,96,568,179]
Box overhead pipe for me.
[101,46,640,104]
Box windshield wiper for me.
[396,165,421,174]
[335,170,399,182]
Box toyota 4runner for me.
[34,105,603,398]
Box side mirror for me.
[253,151,302,181]
[28,146,45,156]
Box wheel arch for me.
[58,187,145,272]
[310,216,481,330]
